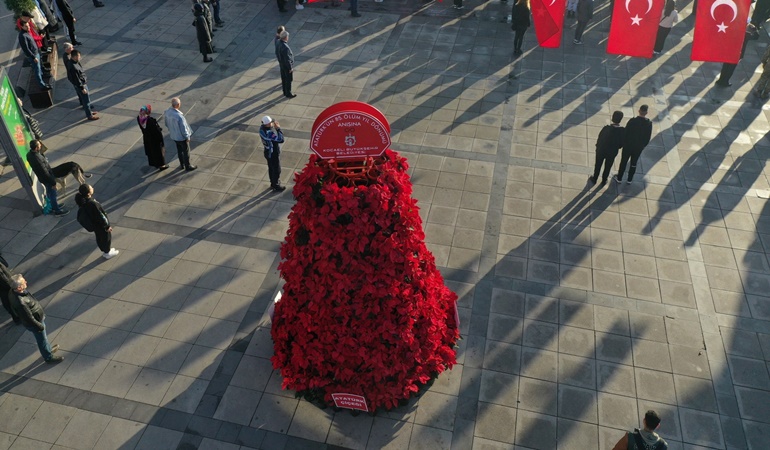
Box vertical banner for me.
[531,0,566,48]
[691,0,751,63]
[0,68,43,215]
[607,0,666,57]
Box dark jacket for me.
[8,288,45,331]
[26,150,56,186]
[0,258,19,323]
[274,36,281,60]
[194,14,212,55]
[55,0,75,23]
[577,0,594,22]
[79,197,110,231]
[66,59,87,89]
[18,30,38,60]
[511,2,531,31]
[595,124,624,157]
[260,125,284,158]
[623,116,652,152]
[277,40,294,71]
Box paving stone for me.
[474,402,516,443]
[593,305,630,336]
[0,395,42,435]
[483,341,521,375]
[736,386,770,422]
[521,319,558,350]
[558,385,597,423]
[558,354,596,389]
[486,313,523,344]
[669,345,711,379]
[520,347,558,382]
[286,400,333,443]
[517,377,557,415]
[596,332,633,364]
[55,409,112,449]
[557,418,599,449]
[728,355,770,389]
[598,393,638,430]
[366,417,413,450]
[479,369,519,407]
[629,312,667,343]
[93,417,145,449]
[632,339,672,372]
[134,425,183,450]
[19,402,76,444]
[597,361,636,396]
[558,326,595,358]
[673,375,718,413]
[514,410,557,450]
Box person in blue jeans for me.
[26,140,71,217]
[17,21,50,90]
[66,50,99,121]
[8,274,63,364]
[212,0,224,25]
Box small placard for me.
[331,393,369,412]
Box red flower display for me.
[271,150,459,411]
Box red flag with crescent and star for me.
[607,0,665,57]
[531,0,566,48]
[692,0,751,63]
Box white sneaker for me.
[296,3,304,8]
[103,248,119,260]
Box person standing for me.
[34,0,60,32]
[453,0,463,10]
[277,0,288,12]
[93,0,105,7]
[350,0,361,17]
[137,105,168,170]
[589,111,624,187]
[75,184,119,259]
[277,31,297,98]
[27,140,69,216]
[614,105,652,184]
[211,0,224,25]
[611,410,668,450]
[164,98,197,171]
[754,45,770,99]
[511,0,530,56]
[17,11,51,55]
[54,0,81,45]
[260,116,286,192]
[18,22,51,91]
[7,274,63,364]
[566,0,577,17]
[66,50,98,120]
[653,0,678,55]
[275,25,285,58]
[717,23,759,87]
[0,254,20,324]
[573,0,593,44]
[193,3,213,63]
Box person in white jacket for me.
[653,0,678,55]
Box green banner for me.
[0,72,34,178]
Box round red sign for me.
[310,101,392,160]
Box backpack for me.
[629,430,667,450]
[77,204,95,232]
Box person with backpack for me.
[612,410,668,449]
[75,184,119,260]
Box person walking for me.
[66,50,98,120]
[653,0,678,55]
[75,184,119,259]
[611,410,668,450]
[0,253,20,325]
[511,0,530,56]
[164,98,197,171]
[754,45,770,99]
[137,105,168,171]
[54,0,81,45]
[589,110,624,187]
[260,116,286,192]
[614,105,652,184]
[8,274,63,363]
[277,30,297,98]
[573,0,593,44]
[18,21,51,91]
[193,3,213,63]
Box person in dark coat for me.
[194,4,213,62]
[0,253,20,324]
[573,0,593,44]
[511,0,530,56]
[7,274,63,363]
[54,0,80,45]
[275,25,285,59]
[67,50,98,120]
[614,105,652,184]
[277,30,296,98]
[589,111,624,187]
[27,140,68,216]
[18,22,50,90]
[260,115,286,192]
[716,23,759,87]
[137,105,168,170]
[75,184,119,259]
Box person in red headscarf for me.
[137,105,169,171]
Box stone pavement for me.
[0,0,770,448]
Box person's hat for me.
[262,116,273,125]
[21,11,32,17]
[193,3,204,12]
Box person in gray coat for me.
[573,0,593,44]
[193,3,213,62]
[277,30,296,98]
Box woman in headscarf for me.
[137,105,168,170]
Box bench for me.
[17,36,57,109]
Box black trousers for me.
[280,67,293,96]
[718,63,737,84]
[653,26,671,53]
[616,147,642,181]
[277,0,286,9]
[574,21,588,41]
[95,228,111,253]
[592,153,616,182]
[175,140,191,168]
[264,148,282,187]
[63,18,76,43]
[514,29,526,52]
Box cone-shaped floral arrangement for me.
[271,150,459,411]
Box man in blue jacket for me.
[164,97,197,171]
[18,21,50,90]
[260,116,286,192]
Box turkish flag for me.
[691,0,751,63]
[607,0,665,57]
[531,0,566,48]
